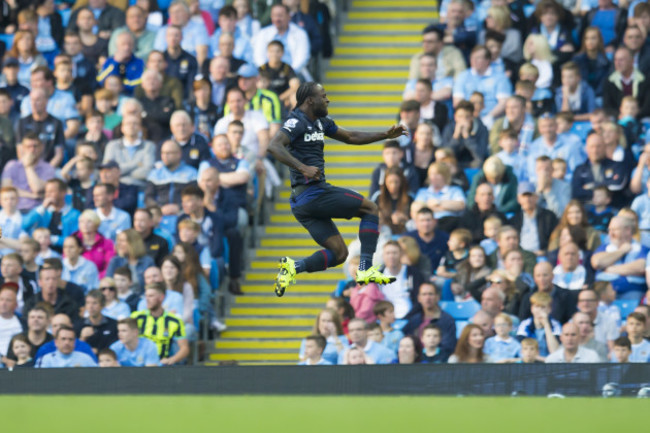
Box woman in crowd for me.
[7,29,47,88]
[601,121,635,175]
[106,229,155,294]
[548,200,601,251]
[161,255,195,330]
[173,241,216,327]
[397,335,424,364]
[99,276,131,320]
[451,245,491,302]
[61,235,100,294]
[448,324,492,363]
[547,224,592,270]
[572,26,610,98]
[480,6,522,63]
[398,235,432,281]
[374,166,412,236]
[412,123,438,187]
[299,308,349,365]
[523,34,556,91]
[138,0,163,32]
[233,0,261,40]
[75,210,114,278]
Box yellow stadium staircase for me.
[207,0,438,365]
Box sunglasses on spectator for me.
[100,286,116,291]
[488,279,503,284]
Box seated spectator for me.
[107,5,156,61]
[93,161,138,217]
[36,326,98,368]
[2,303,52,368]
[530,0,574,55]
[403,282,457,354]
[411,123,438,187]
[516,292,561,357]
[413,79,448,135]
[74,210,115,278]
[163,25,198,100]
[615,312,650,361]
[592,216,649,302]
[555,62,596,122]
[299,308,348,365]
[0,286,22,361]
[435,148,470,192]
[259,41,300,110]
[510,181,558,257]
[435,228,471,281]
[377,241,423,320]
[61,236,100,294]
[420,323,448,363]
[8,334,34,367]
[631,143,650,197]
[33,228,60,266]
[159,255,194,332]
[105,229,155,295]
[0,255,37,314]
[109,317,159,366]
[484,312,521,362]
[573,311,608,361]
[408,25,466,81]
[16,89,64,168]
[448,324,491,363]
[451,245,491,302]
[369,140,420,199]
[0,187,26,255]
[397,335,424,364]
[470,308,495,337]
[61,156,95,212]
[495,131,525,181]
[486,226,537,275]
[76,289,118,353]
[92,183,131,243]
[415,162,466,231]
[576,288,619,350]
[131,282,189,365]
[458,183,507,243]
[113,267,139,312]
[601,122,635,178]
[553,242,592,290]
[612,336,632,363]
[184,78,221,140]
[403,53,453,108]
[467,156,519,214]
[68,0,125,40]
[338,318,395,365]
[2,134,55,212]
[572,26,611,98]
[582,0,627,49]
[97,32,144,96]
[253,4,310,80]
[132,208,169,267]
[168,111,211,170]
[373,301,404,355]
[438,0,478,57]
[23,263,80,321]
[548,200,602,253]
[298,335,331,366]
[405,207,449,272]
[209,5,253,64]
[453,45,512,127]
[398,235,432,281]
[489,95,538,155]
[603,47,650,118]
[535,155,570,219]
[153,1,209,66]
[545,322,600,363]
[479,216,502,255]
[442,100,488,170]
[102,115,156,188]
[136,69,175,137]
[99,277,130,320]
[374,167,412,236]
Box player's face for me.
[310,86,329,117]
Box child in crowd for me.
[420,324,446,363]
[61,156,95,211]
[614,312,650,362]
[611,336,631,363]
[82,110,110,156]
[556,62,595,121]
[618,96,642,150]
[298,335,330,366]
[484,313,521,362]
[95,88,121,131]
[98,348,120,367]
[480,216,502,255]
[33,228,60,266]
[114,266,139,310]
[555,111,574,135]
[451,245,491,301]
[19,238,39,281]
[495,130,525,180]
[551,158,567,180]
[518,63,553,116]
[0,186,27,255]
[148,205,175,250]
[469,91,485,121]
[9,334,34,368]
[588,186,615,233]
[593,281,622,329]
[436,228,471,279]
[325,297,354,335]
[344,346,371,365]
[350,280,384,323]
[367,322,384,344]
[373,300,404,355]
[516,292,561,357]
[519,338,542,363]
[515,80,536,115]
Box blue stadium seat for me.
[456,320,468,338]
[209,259,220,291]
[222,236,229,265]
[393,319,408,331]
[0,34,13,49]
[439,300,480,320]
[613,300,638,320]
[464,168,479,183]
[571,121,592,141]
[137,191,145,208]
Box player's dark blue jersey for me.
[279,108,338,187]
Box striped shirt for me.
[131,309,186,359]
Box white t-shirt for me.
[0,315,22,356]
[214,111,269,157]
[379,265,411,319]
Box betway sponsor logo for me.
[304,131,324,142]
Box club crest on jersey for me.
[283,118,299,131]
[304,131,324,142]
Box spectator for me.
[556,62,596,122]
[535,155,570,218]
[163,25,198,100]
[338,318,395,364]
[467,156,519,214]
[131,282,189,365]
[208,5,253,64]
[405,207,449,271]
[36,325,98,367]
[548,200,602,252]
[132,208,168,267]
[159,255,194,331]
[572,26,611,98]
[480,6,522,64]
[582,0,627,49]
[615,312,650,361]
[0,285,22,361]
[62,32,97,87]
[397,335,423,364]
[97,32,144,95]
[374,167,412,236]
[298,335,330,366]
[451,245,491,302]
[34,313,96,363]
[153,1,209,66]
[603,47,650,118]
[411,123,437,187]
[102,114,156,188]
[113,267,139,312]
[612,336,632,363]
[442,100,488,169]
[7,30,48,89]
[299,308,348,365]
[377,240,423,320]
[530,0,574,55]
[253,4,310,80]
[448,324,491,363]
[22,263,79,321]
[16,88,64,167]
[486,225,536,275]
[99,277,130,320]
[409,25,466,81]
[369,140,420,199]
[107,5,156,61]
[168,110,211,170]
[415,162,466,231]
[576,288,619,351]
[0,255,35,313]
[489,95,538,155]
[573,311,609,361]
[135,51,184,109]
[61,236,100,294]
[545,322,600,363]
[74,209,115,278]
[136,69,175,136]
[453,45,512,127]
[458,183,507,243]
[519,261,576,324]
[105,229,155,295]
[510,181,558,257]
[631,143,650,196]
[92,183,131,243]
[438,0,478,56]
[93,160,138,216]
[553,242,591,290]
[76,289,118,353]
[373,300,404,355]
[283,0,321,58]
[68,0,125,39]
[8,334,34,367]
[109,317,159,366]
[259,41,300,109]
[413,79,448,134]
[3,304,53,368]
[403,282,457,354]
[516,292,561,357]
[22,178,80,250]
[484,312,521,362]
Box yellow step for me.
[216,340,301,349]
[220,331,309,339]
[349,11,438,20]
[336,119,401,128]
[282,178,369,188]
[339,35,421,44]
[327,105,400,114]
[260,236,351,245]
[235,295,329,304]
[326,144,383,153]
[205,361,295,366]
[324,154,382,163]
[210,353,297,361]
[230,307,323,316]
[352,0,438,6]
[241,284,334,294]
[328,94,402,103]
[335,46,419,56]
[342,24,430,33]
[225,318,313,327]
[265,224,359,235]
[246,272,343,281]
[324,83,403,92]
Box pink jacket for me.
[76,232,115,278]
[350,283,385,323]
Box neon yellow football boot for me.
[274,257,297,297]
[355,266,397,285]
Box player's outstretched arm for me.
[268,130,321,180]
[332,124,408,145]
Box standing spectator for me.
[102,114,156,188]
[16,88,64,167]
[153,1,209,67]
[163,25,198,100]
[509,181,558,257]
[409,25,466,80]
[97,32,145,96]
[545,322,600,363]
[441,100,488,169]
[603,47,650,118]
[2,134,55,212]
[338,318,395,364]
[76,289,118,353]
[349,281,384,324]
[109,317,160,366]
[283,0,321,59]
[36,326,98,367]
[448,324,491,363]
[107,5,156,61]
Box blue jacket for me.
[571,158,628,207]
[105,255,155,295]
[554,81,596,115]
[97,55,144,94]
[22,204,80,248]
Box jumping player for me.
[268,82,408,297]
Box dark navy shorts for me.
[290,182,364,245]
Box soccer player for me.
[268,82,407,296]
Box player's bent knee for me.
[359,199,378,217]
[333,249,348,267]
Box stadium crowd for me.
[299,0,650,366]
[0,0,334,368]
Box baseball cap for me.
[98,160,119,170]
[517,181,536,195]
[237,63,259,78]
